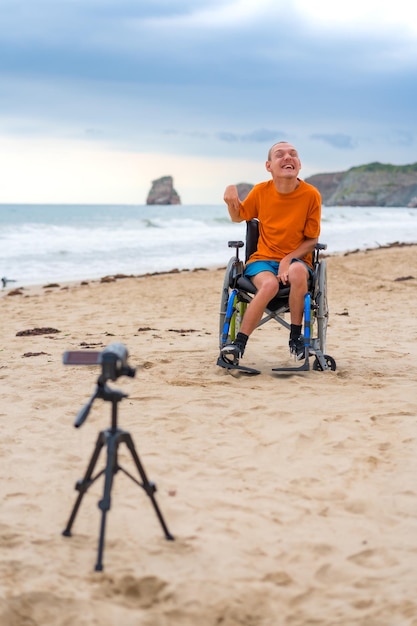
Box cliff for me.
[305,163,417,207]
[146,176,181,205]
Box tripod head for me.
[99,343,136,382]
[63,342,136,428]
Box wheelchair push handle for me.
[228,240,244,249]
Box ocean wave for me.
[1,204,416,286]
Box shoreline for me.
[2,240,416,296]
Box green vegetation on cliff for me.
[351,162,417,174]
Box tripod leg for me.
[123,433,174,541]
[62,432,105,537]
[95,431,119,571]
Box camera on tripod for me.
[62,341,174,571]
[63,342,136,381]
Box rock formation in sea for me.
[236,183,254,201]
[146,176,181,205]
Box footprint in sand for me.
[263,571,293,586]
[95,574,171,609]
[0,523,22,549]
[348,547,398,569]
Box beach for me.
[0,244,417,625]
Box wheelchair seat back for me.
[245,219,260,262]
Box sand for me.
[0,244,416,626]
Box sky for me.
[1,0,416,204]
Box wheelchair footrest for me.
[216,354,261,376]
[272,349,336,373]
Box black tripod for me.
[62,376,174,571]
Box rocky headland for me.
[238,163,417,207]
[305,162,417,207]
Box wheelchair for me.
[217,219,336,375]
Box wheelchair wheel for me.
[219,257,245,349]
[315,258,328,354]
[312,354,336,371]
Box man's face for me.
[266,143,301,179]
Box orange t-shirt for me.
[239,179,321,269]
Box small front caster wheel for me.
[313,355,337,371]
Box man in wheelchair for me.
[221,141,321,364]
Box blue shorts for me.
[244,259,313,279]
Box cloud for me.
[141,0,273,29]
[216,129,282,144]
[0,0,416,202]
[388,130,414,147]
[310,134,357,150]
[293,0,417,35]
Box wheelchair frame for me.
[217,220,336,374]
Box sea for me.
[0,204,416,288]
